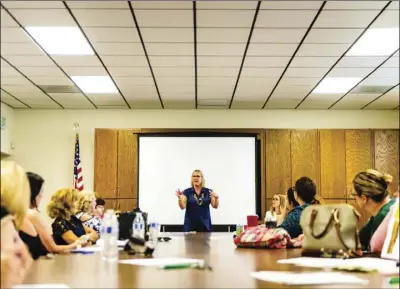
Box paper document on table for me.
[120,257,203,267]
[118,240,128,247]
[278,257,399,274]
[13,284,70,288]
[251,271,369,285]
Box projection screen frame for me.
[137,131,262,232]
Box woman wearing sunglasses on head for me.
[175,170,219,232]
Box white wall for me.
[11,109,399,216]
[1,103,15,156]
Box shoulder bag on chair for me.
[300,204,363,258]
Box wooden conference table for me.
[24,233,394,288]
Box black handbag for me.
[118,207,148,240]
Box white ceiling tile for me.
[198,28,250,43]
[337,56,388,68]
[274,85,314,94]
[198,77,237,86]
[157,77,194,86]
[2,1,64,8]
[146,43,193,56]
[1,84,42,93]
[62,66,108,76]
[237,77,279,88]
[328,67,374,77]
[252,28,307,43]
[107,66,152,77]
[1,65,22,77]
[231,100,263,109]
[49,93,94,108]
[388,1,399,10]
[305,28,363,43]
[8,91,49,99]
[325,1,388,10]
[114,77,155,86]
[383,57,400,68]
[131,1,192,9]
[197,10,255,28]
[361,77,399,86]
[264,99,300,109]
[93,42,144,55]
[96,105,128,109]
[1,42,45,55]
[18,66,64,77]
[67,1,128,9]
[29,76,73,85]
[1,98,28,108]
[198,43,246,56]
[314,11,380,28]
[198,56,242,67]
[83,27,140,43]
[71,9,134,27]
[89,95,127,106]
[162,93,194,100]
[119,86,158,99]
[141,28,192,42]
[256,10,317,28]
[332,93,379,109]
[280,77,321,86]
[197,1,257,10]
[198,85,233,98]
[1,77,31,85]
[285,67,330,77]
[134,10,192,27]
[369,67,399,79]
[9,9,75,26]
[240,67,284,77]
[297,44,351,56]
[52,56,102,67]
[234,86,274,99]
[261,1,322,10]
[150,56,193,67]
[272,91,309,99]
[1,8,18,27]
[130,100,163,109]
[158,85,194,94]
[307,93,346,101]
[371,10,400,29]
[1,27,30,42]
[198,67,239,77]
[290,57,337,67]
[153,67,194,77]
[247,44,297,56]
[23,98,61,108]
[244,56,290,67]
[297,99,334,109]
[102,56,148,67]
[365,92,399,109]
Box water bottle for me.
[149,222,158,244]
[132,212,145,239]
[101,209,119,262]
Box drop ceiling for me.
[0,0,399,110]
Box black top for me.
[52,215,86,245]
[19,231,48,260]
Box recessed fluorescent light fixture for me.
[25,27,94,55]
[347,28,399,56]
[313,77,362,94]
[71,76,118,94]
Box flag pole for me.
[73,122,79,188]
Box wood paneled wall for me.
[94,128,398,227]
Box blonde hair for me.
[1,161,30,228]
[47,188,80,220]
[191,169,206,188]
[76,190,95,214]
[270,194,286,214]
[353,169,392,202]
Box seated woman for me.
[94,197,105,218]
[279,177,320,238]
[19,173,84,259]
[352,169,396,251]
[47,188,99,246]
[75,191,102,235]
[1,161,32,288]
[266,194,286,226]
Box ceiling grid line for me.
[1,88,31,108]
[193,1,198,109]
[228,1,261,109]
[294,1,393,109]
[1,56,65,108]
[128,1,164,109]
[1,4,98,109]
[261,1,327,109]
[63,1,131,109]
[361,83,399,109]
[328,48,400,109]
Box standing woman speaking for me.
[175,170,219,232]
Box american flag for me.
[74,132,84,191]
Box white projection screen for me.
[138,136,257,227]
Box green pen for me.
[161,263,199,270]
[389,277,399,285]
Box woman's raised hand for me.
[175,189,183,198]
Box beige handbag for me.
[300,204,363,258]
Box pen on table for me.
[70,250,95,254]
[160,262,212,271]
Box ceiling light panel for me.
[313,77,362,94]
[71,76,118,94]
[25,27,94,55]
[346,28,399,56]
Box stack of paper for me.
[251,271,369,285]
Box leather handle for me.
[309,209,336,239]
